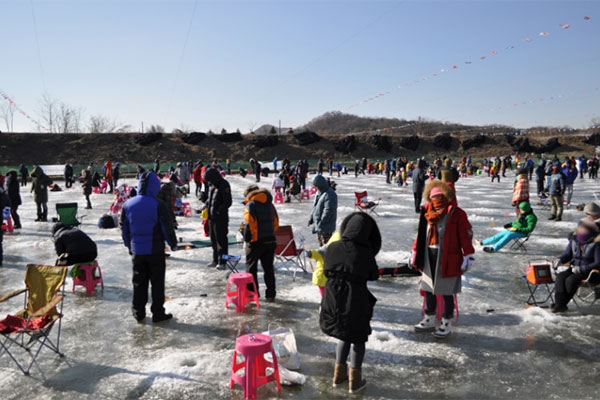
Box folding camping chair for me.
[521,259,554,307]
[510,233,531,252]
[55,202,84,227]
[274,225,307,281]
[572,269,600,313]
[0,264,67,375]
[221,254,241,276]
[354,191,380,215]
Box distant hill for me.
[253,124,294,135]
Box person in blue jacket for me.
[552,217,600,313]
[562,159,578,206]
[578,155,587,179]
[121,171,177,323]
[309,174,338,246]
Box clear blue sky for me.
[1,0,599,132]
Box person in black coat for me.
[52,223,98,266]
[82,169,93,209]
[6,171,22,229]
[203,168,232,268]
[19,164,28,186]
[0,185,10,267]
[64,163,74,188]
[320,212,381,394]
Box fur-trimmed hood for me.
[424,180,456,203]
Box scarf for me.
[425,197,449,246]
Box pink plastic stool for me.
[182,202,193,217]
[300,189,310,200]
[72,261,104,294]
[225,273,260,313]
[309,186,318,195]
[273,191,284,204]
[2,216,13,233]
[230,333,281,399]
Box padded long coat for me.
[320,213,381,344]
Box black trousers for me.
[209,219,228,264]
[245,241,276,298]
[20,177,26,186]
[65,176,72,188]
[554,269,600,307]
[132,253,166,316]
[10,205,21,228]
[536,180,544,194]
[36,202,48,219]
[85,194,92,208]
[113,178,119,188]
[0,234,3,265]
[413,191,423,211]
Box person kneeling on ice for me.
[121,171,178,323]
[551,217,600,313]
[52,223,98,266]
[320,212,380,394]
[480,201,537,253]
[411,180,474,338]
[305,232,340,297]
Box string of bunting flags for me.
[345,15,593,111]
[0,89,47,131]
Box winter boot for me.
[348,368,367,393]
[332,363,348,387]
[483,247,495,253]
[414,315,437,332]
[433,318,452,338]
[152,313,173,323]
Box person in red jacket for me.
[410,180,475,338]
[193,161,204,198]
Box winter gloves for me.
[461,255,475,273]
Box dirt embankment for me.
[0,131,597,166]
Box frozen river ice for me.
[1,171,600,399]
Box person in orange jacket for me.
[104,160,113,193]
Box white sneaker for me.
[414,315,437,332]
[433,318,452,338]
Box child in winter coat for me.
[306,232,340,296]
[481,201,537,253]
[552,217,600,313]
[411,180,475,338]
[512,169,530,215]
[82,169,93,209]
[320,212,380,393]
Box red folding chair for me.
[274,226,307,281]
[354,191,380,215]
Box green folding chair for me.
[55,203,84,227]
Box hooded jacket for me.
[512,175,529,205]
[52,222,98,265]
[546,169,566,196]
[320,213,381,343]
[30,166,53,203]
[243,188,279,244]
[310,175,338,235]
[562,166,578,185]
[121,171,177,255]
[559,233,600,275]
[307,232,341,288]
[534,161,546,182]
[6,171,21,207]
[203,168,232,221]
[511,202,537,234]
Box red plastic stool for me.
[225,273,260,313]
[273,191,284,204]
[309,186,318,196]
[300,189,310,200]
[1,216,13,233]
[93,186,100,194]
[230,333,281,399]
[72,261,104,294]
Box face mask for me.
[576,232,593,243]
[431,197,449,211]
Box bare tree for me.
[146,124,165,133]
[0,97,16,132]
[247,121,257,133]
[88,114,130,133]
[37,94,84,133]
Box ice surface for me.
[2,171,600,399]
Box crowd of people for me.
[2,151,600,394]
